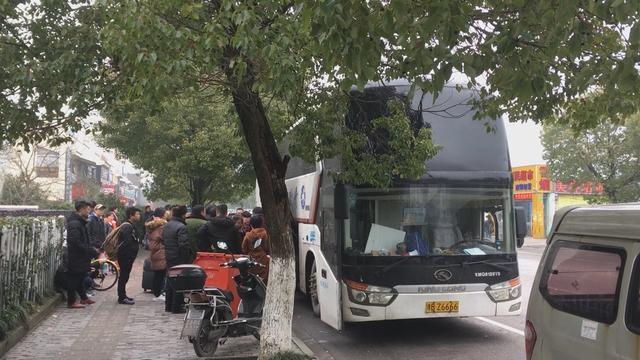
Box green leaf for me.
[532,76,545,95]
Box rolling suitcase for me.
[142,258,154,292]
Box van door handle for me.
[321,269,327,279]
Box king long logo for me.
[433,269,453,282]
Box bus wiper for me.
[378,256,416,275]
[461,259,511,273]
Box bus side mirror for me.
[515,207,526,248]
[334,183,349,220]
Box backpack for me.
[102,224,124,260]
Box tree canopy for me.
[542,112,640,203]
[98,94,254,205]
[0,1,106,147]
[4,1,639,144]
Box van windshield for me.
[343,186,514,257]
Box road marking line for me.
[475,316,525,337]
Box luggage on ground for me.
[142,258,154,292]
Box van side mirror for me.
[334,183,349,220]
[515,207,526,248]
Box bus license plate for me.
[425,301,459,313]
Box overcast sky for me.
[505,120,544,167]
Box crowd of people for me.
[63,200,270,314]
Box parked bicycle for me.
[89,257,119,291]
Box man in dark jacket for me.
[163,205,190,313]
[116,207,141,305]
[87,203,107,249]
[66,200,97,308]
[196,204,242,253]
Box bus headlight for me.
[486,278,521,303]
[345,280,397,306]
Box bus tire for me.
[309,261,321,317]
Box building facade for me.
[0,134,145,206]
[512,164,605,239]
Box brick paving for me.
[3,251,260,360]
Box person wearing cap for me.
[87,203,107,250]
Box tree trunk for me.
[228,79,296,359]
[187,177,209,206]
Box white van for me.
[526,204,640,360]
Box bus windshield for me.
[343,186,514,257]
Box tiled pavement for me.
[3,251,260,360]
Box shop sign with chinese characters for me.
[554,180,604,195]
[512,165,550,195]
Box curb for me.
[292,335,316,359]
[206,336,316,360]
[0,294,63,359]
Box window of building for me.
[540,240,625,324]
[35,147,59,178]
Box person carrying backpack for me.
[116,207,141,305]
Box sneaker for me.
[81,299,96,305]
[126,296,134,301]
[153,295,166,301]
[118,298,135,305]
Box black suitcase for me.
[142,258,154,292]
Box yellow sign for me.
[512,165,550,194]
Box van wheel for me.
[309,262,321,317]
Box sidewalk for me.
[3,251,308,360]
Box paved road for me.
[292,239,547,360]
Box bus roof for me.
[549,203,640,242]
[360,82,511,183]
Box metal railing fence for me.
[0,211,69,315]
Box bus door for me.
[301,222,343,330]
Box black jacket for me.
[163,217,191,267]
[66,212,95,274]
[196,216,242,253]
[87,213,106,248]
[117,222,139,261]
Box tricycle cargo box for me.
[167,264,206,292]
